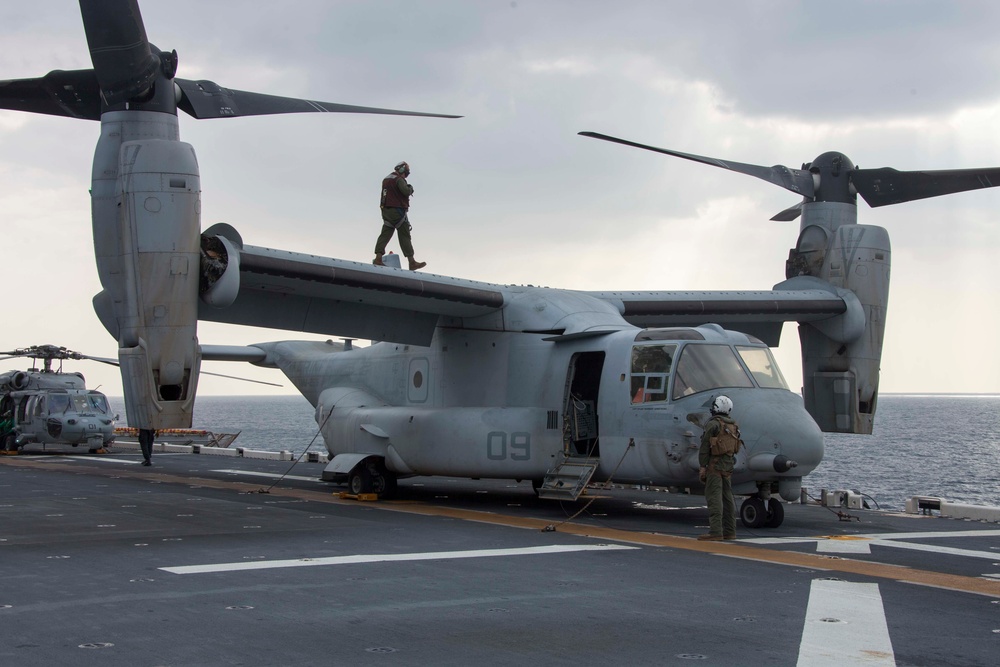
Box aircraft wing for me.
[590,280,852,346]
[198,242,507,346]
[198,231,853,348]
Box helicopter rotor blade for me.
[852,166,1000,208]
[579,131,816,198]
[78,0,161,106]
[75,353,283,387]
[174,78,462,120]
[79,354,121,367]
[199,370,283,388]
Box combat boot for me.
[697,534,723,541]
[373,254,385,266]
[408,257,426,271]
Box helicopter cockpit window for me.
[47,394,70,414]
[86,393,110,414]
[736,346,789,389]
[630,344,677,404]
[71,395,94,413]
[672,344,754,399]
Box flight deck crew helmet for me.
[710,395,733,416]
[394,161,410,176]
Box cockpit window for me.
[86,393,110,413]
[630,344,677,404]
[672,344,754,399]
[737,346,789,389]
[47,394,70,414]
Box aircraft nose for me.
[735,393,824,476]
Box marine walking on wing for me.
[374,161,426,271]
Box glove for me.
[699,467,707,483]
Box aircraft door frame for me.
[562,351,605,458]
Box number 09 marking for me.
[486,431,531,461]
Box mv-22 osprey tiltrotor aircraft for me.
[4,1,1000,528]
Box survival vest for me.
[708,417,742,456]
[380,173,411,210]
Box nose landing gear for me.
[740,496,784,528]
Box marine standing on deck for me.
[139,428,155,466]
[374,161,426,271]
[698,395,742,541]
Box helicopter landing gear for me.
[740,496,785,529]
[347,458,397,499]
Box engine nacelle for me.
[200,228,242,309]
[785,202,890,434]
[0,371,29,390]
[112,136,202,429]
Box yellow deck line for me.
[6,457,1000,598]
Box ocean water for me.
[108,394,1000,511]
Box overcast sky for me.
[2,0,999,399]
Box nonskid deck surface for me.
[2,450,998,666]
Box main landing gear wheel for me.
[347,466,371,495]
[740,497,785,529]
[347,459,397,498]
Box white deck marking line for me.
[160,544,638,575]
[797,579,895,666]
[19,454,139,465]
[746,529,1000,558]
[745,529,1000,544]
[816,539,872,554]
[868,539,1000,561]
[211,469,323,483]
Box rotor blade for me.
[579,131,815,198]
[0,70,102,120]
[72,351,281,386]
[78,0,160,106]
[200,370,283,388]
[770,202,804,222]
[852,166,1000,208]
[79,354,121,367]
[175,78,462,120]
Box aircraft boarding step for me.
[537,458,598,501]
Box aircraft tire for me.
[763,498,784,528]
[370,459,398,499]
[739,497,767,529]
[348,466,372,495]
[2,434,15,452]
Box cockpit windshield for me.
[47,394,70,414]
[85,393,110,414]
[672,344,754,399]
[736,346,788,389]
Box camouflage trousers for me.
[376,211,415,258]
[705,472,736,537]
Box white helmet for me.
[710,395,733,416]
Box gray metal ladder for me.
[537,458,598,501]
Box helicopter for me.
[4,1,1000,528]
[0,345,118,453]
